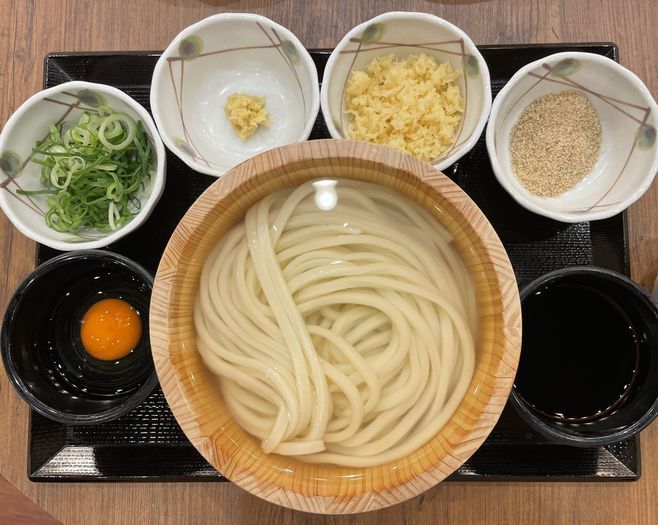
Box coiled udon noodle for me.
[195,179,477,467]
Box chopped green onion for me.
[19,108,154,234]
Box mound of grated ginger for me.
[344,53,464,162]
[224,93,270,140]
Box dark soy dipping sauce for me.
[515,283,640,422]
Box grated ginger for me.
[224,93,269,140]
[344,54,464,162]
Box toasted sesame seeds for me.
[509,90,602,198]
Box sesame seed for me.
[509,90,602,198]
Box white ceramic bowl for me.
[486,52,658,223]
[0,81,166,251]
[151,13,320,177]
[320,12,491,171]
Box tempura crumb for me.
[344,54,464,162]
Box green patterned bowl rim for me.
[0,81,167,251]
[319,11,492,172]
[150,13,320,178]
[485,51,658,223]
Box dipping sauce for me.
[515,283,639,421]
[80,298,142,361]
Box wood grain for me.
[149,139,521,513]
[0,0,656,523]
[0,474,62,525]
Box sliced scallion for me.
[18,108,154,234]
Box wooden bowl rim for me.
[150,139,521,514]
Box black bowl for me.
[1,250,158,425]
[510,266,658,446]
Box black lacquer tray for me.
[30,43,639,482]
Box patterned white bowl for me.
[320,11,492,171]
[0,81,166,251]
[486,52,658,223]
[151,13,320,177]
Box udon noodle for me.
[194,179,477,467]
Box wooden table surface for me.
[1,1,656,524]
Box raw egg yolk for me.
[80,298,142,361]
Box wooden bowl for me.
[150,139,521,514]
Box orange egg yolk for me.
[80,298,142,361]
